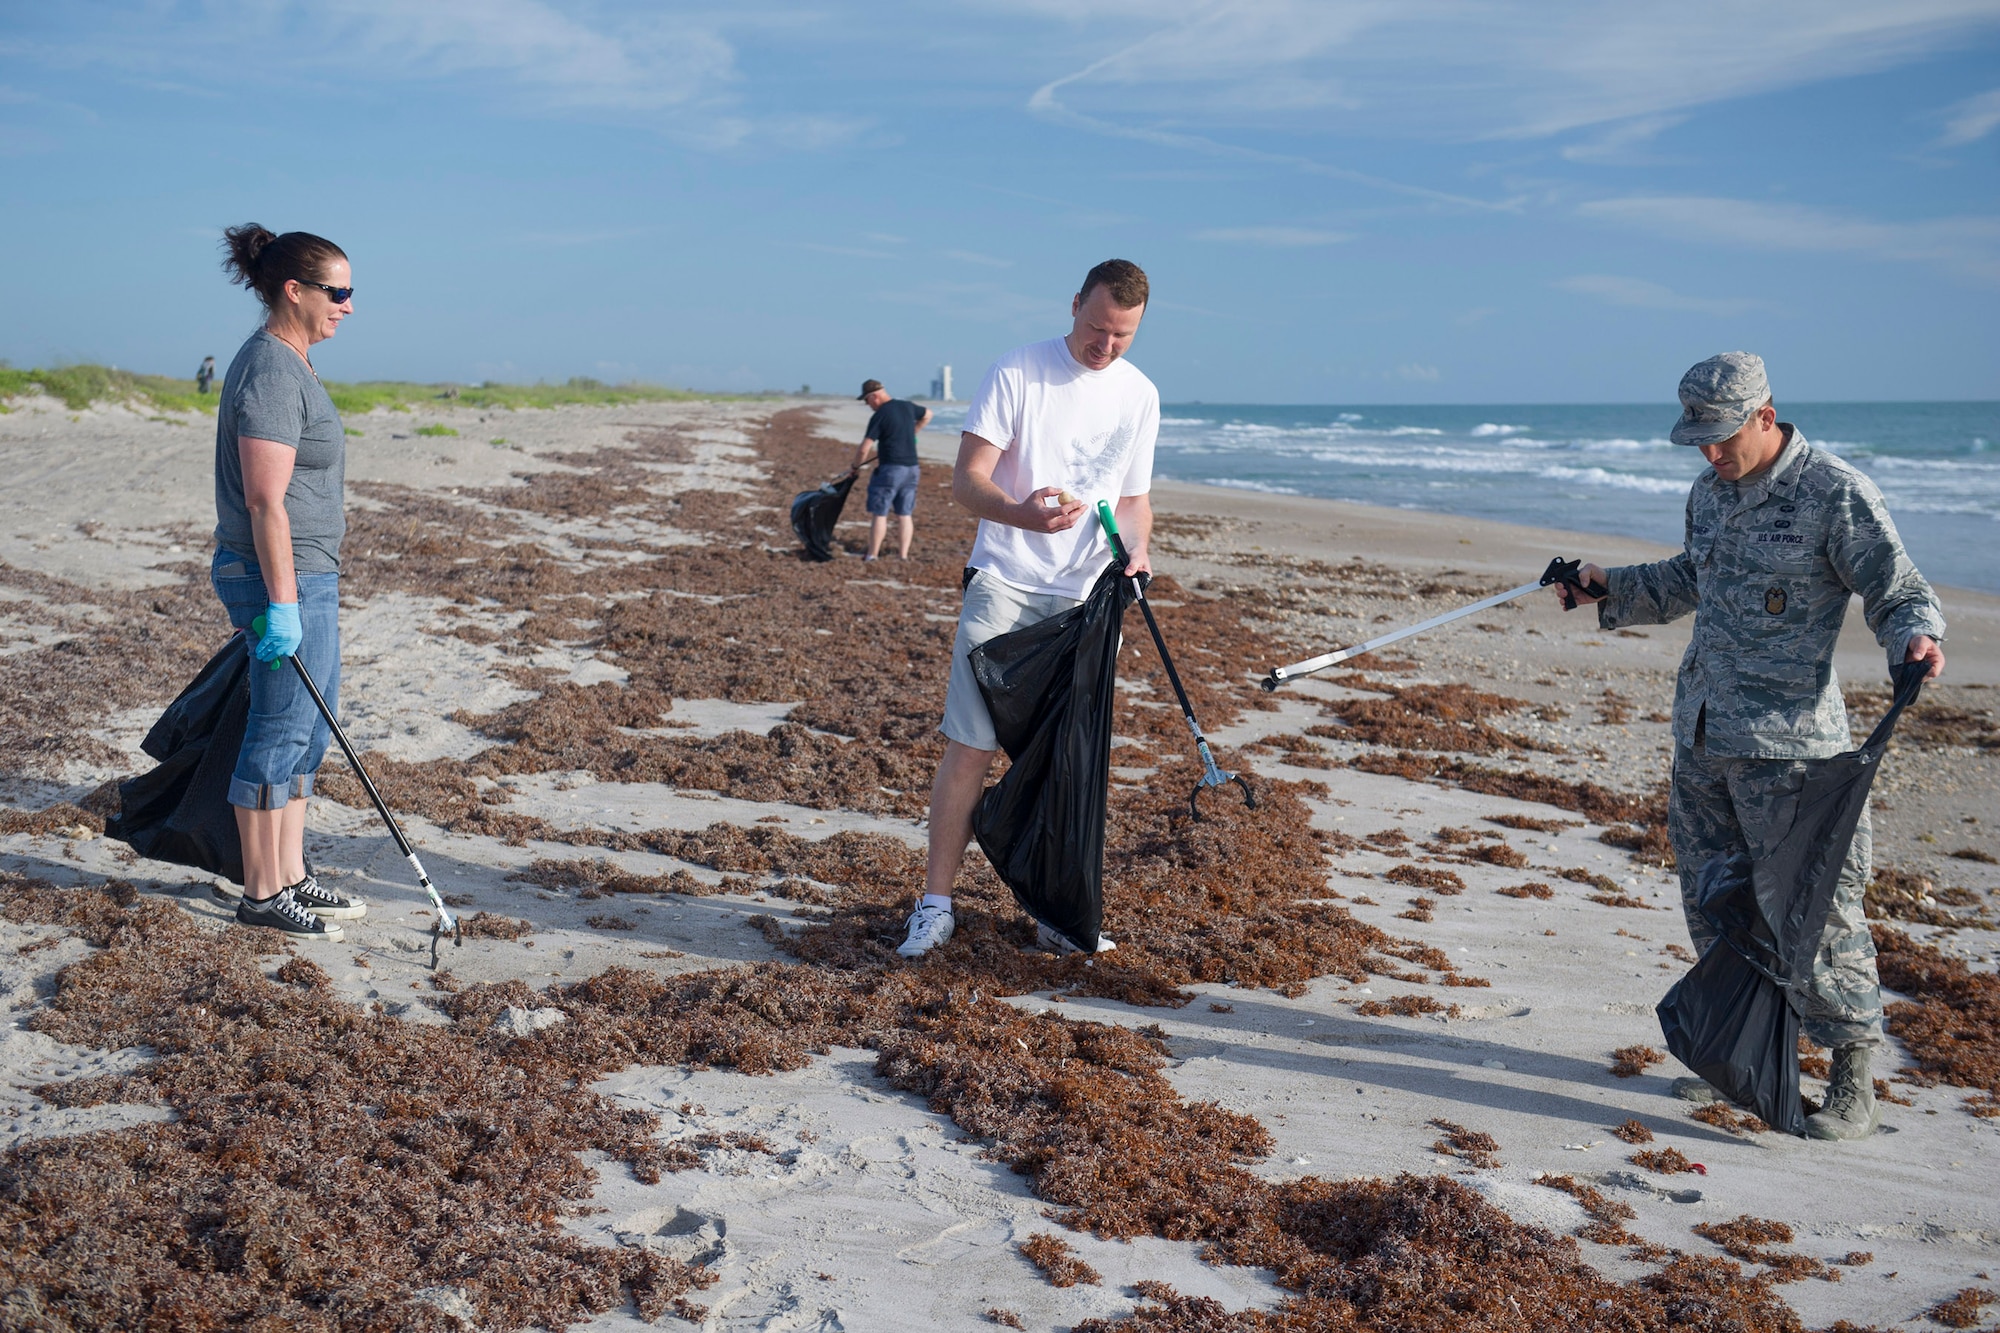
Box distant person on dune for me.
[1561,351,1945,1141]
[852,379,932,561]
[897,258,1160,960]
[211,222,369,942]
[197,355,216,394]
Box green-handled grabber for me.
[252,615,462,966]
[1096,501,1256,821]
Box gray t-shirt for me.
[213,330,346,574]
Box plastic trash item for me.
[969,561,1133,954]
[105,631,251,883]
[791,470,857,562]
[1657,660,1929,1135]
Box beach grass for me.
[0,364,216,414]
[322,376,713,415]
[0,363,720,417]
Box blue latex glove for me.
[253,601,301,665]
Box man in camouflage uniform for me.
[1564,352,1945,1141]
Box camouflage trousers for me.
[1668,741,1884,1048]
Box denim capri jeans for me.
[210,549,341,809]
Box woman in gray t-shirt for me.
[210,223,367,941]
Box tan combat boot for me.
[1804,1044,1882,1141]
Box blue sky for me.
[3,1,1998,402]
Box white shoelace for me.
[262,889,321,930]
[295,876,348,908]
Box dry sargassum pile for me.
[1866,865,1994,931]
[0,540,229,779]
[0,410,1875,1329]
[7,868,1819,1332]
[0,874,715,1330]
[1873,924,2000,1118]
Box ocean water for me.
[929,400,1999,594]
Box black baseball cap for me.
[857,379,884,399]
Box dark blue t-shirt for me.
[866,399,925,467]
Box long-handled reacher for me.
[1097,501,1256,820]
[253,615,462,966]
[1261,557,1608,692]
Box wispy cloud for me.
[875,279,1053,325]
[1018,1,2000,153]
[1192,226,1353,246]
[319,0,735,113]
[1556,274,1756,315]
[796,241,900,260]
[14,1,864,151]
[1938,87,2000,147]
[1578,194,2000,280]
[1028,47,1516,212]
[1560,114,1685,164]
[516,226,654,247]
[944,249,1013,267]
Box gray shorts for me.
[941,569,1083,752]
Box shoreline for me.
[814,397,2000,687]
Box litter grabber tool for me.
[1261,556,1607,691]
[253,615,462,966]
[1096,501,1256,820]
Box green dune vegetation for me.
[0,363,717,417]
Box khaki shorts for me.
[941,568,1083,751]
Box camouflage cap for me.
[1671,352,1770,447]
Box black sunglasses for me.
[296,280,355,302]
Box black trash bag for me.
[970,562,1134,953]
[1658,852,1805,1132]
[104,632,250,884]
[790,471,857,562]
[1658,659,1929,1134]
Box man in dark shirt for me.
[853,379,932,561]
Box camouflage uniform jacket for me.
[1598,427,1944,760]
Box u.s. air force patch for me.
[1765,586,1788,615]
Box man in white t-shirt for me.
[898,259,1161,959]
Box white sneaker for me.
[896,903,955,958]
[1036,922,1116,955]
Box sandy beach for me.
[3,392,1997,1331]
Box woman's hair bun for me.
[220,223,346,311]
[221,223,278,286]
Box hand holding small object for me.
[1021,486,1085,532]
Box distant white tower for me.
[939,365,954,402]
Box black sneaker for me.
[237,887,345,942]
[290,874,366,920]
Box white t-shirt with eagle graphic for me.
[960,336,1160,599]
